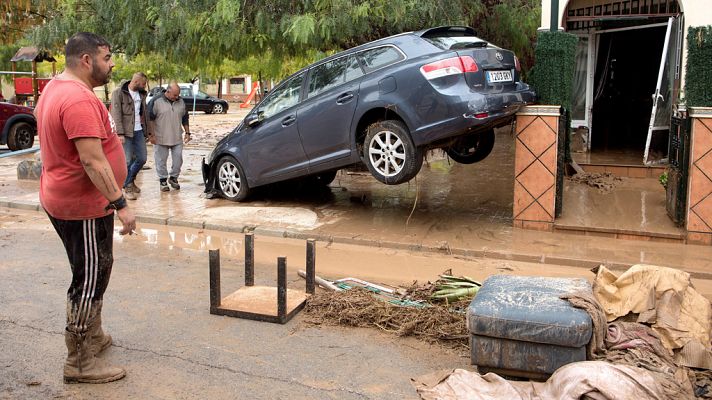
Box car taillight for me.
[420,56,479,80]
[514,56,521,72]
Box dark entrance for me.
[591,26,667,155]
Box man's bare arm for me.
[75,138,122,200]
[74,137,136,235]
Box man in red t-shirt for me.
[35,32,135,384]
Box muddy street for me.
[0,208,603,399]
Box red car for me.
[0,102,36,150]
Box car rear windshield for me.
[423,34,490,50]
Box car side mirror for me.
[245,112,261,127]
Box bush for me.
[685,26,712,107]
[528,31,578,112]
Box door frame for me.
[573,22,672,153]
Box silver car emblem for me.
[495,52,504,61]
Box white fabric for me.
[129,89,142,131]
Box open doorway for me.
[591,26,667,158]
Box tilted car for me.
[203,26,535,201]
[147,83,229,114]
[0,102,36,151]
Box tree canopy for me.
[3,0,540,81]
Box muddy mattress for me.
[467,275,593,378]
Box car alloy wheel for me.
[212,104,224,114]
[216,156,249,201]
[364,120,423,185]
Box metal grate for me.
[666,115,690,226]
[555,108,568,218]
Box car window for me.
[358,46,405,73]
[196,91,208,99]
[424,35,490,50]
[180,88,191,98]
[307,55,364,99]
[259,73,304,119]
[308,57,348,98]
[344,55,365,82]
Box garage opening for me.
[564,0,682,166]
[591,25,667,156]
[555,1,685,238]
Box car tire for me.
[212,104,224,114]
[216,156,250,201]
[445,129,495,164]
[364,120,423,185]
[7,121,35,151]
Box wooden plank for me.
[220,286,307,316]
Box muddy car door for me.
[241,73,309,184]
[297,54,363,169]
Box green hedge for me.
[685,26,712,107]
[528,31,578,113]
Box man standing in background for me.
[110,71,148,200]
[147,81,191,192]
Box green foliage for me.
[472,0,540,78]
[3,0,541,84]
[685,26,712,107]
[660,171,668,189]
[528,31,578,112]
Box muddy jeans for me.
[48,213,114,334]
[153,143,183,180]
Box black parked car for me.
[148,83,229,114]
[203,26,535,201]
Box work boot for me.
[126,182,141,193]
[86,302,112,356]
[123,188,137,201]
[160,179,169,192]
[168,177,180,190]
[63,330,125,384]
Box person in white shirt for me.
[110,72,148,200]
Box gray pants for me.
[154,143,183,180]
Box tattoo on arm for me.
[102,167,118,193]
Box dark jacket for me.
[110,80,147,138]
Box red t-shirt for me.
[36,78,127,220]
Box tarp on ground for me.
[413,361,690,400]
[593,264,712,369]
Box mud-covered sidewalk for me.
[2,107,712,282]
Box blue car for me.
[203,26,535,201]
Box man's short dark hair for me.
[65,32,111,67]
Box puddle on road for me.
[120,225,245,258]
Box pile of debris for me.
[303,271,480,352]
[568,172,624,193]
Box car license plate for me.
[487,70,513,83]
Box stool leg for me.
[277,257,287,321]
[306,239,315,294]
[245,233,254,286]
[209,249,221,312]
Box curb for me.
[0,201,682,274]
